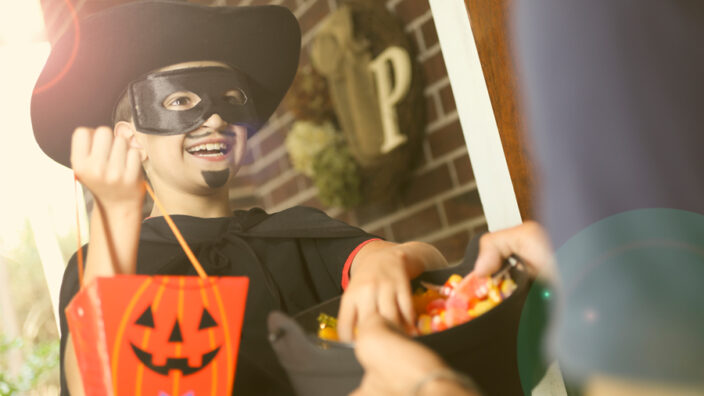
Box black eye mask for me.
[126,67,259,135]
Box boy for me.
[30,1,448,395]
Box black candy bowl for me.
[267,240,548,396]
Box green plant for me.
[0,334,59,396]
[285,120,338,177]
[312,139,362,208]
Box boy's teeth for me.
[187,142,228,154]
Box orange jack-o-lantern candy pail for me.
[64,182,249,396]
[65,275,248,396]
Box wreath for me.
[283,66,362,208]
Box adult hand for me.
[351,314,478,396]
[472,221,555,281]
[337,241,447,341]
[70,126,145,208]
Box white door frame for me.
[428,0,521,231]
[428,2,568,395]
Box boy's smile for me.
[183,126,240,188]
[184,129,236,162]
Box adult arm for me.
[471,221,555,281]
[351,314,480,396]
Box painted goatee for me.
[201,169,230,188]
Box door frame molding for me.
[428,0,521,231]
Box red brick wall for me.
[212,0,486,264]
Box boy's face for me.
[121,61,249,194]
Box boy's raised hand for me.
[65,126,146,395]
[69,126,145,279]
[337,241,448,341]
[71,126,145,206]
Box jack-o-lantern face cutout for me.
[75,276,251,396]
[130,305,222,376]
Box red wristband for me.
[341,238,381,290]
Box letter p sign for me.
[369,46,412,154]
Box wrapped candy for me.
[317,313,339,341]
[487,281,502,304]
[317,270,518,339]
[417,314,433,335]
[445,274,463,289]
[500,278,517,298]
[454,274,489,300]
[426,298,446,316]
[430,314,447,332]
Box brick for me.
[431,229,471,263]
[334,210,355,226]
[424,92,438,124]
[406,30,421,59]
[299,48,311,68]
[413,142,428,169]
[473,223,489,236]
[272,105,290,122]
[453,153,475,185]
[439,83,457,114]
[301,195,326,210]
[354,198,400,226]
[229,194,263,209]
[280,0,298,12]
[279,154,294,172]
[242,142,254,167]
[298,174,314,189]
[242,147,256,165]
[259,128,286,157]
[420,17,438,49]
[428,120,465,158]
[421,51,448,86]
[401,164,452,207]
[368,227,388,240]
[390,205,442,242]
[443,189,483,226]
[269,176,300,206]
[298,0,330,33]
[231,174,253,189]
[251,159,282,184]
[393,0,429,23]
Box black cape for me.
[58,206,376,395]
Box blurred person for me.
[351,0,704,395]
[514,0,704,392]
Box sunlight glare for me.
[0,0,88,332]
[0,0,47,44]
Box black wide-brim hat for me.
[31,0,301,168]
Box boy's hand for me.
[338,241,447,341]
[70,126,145,208]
